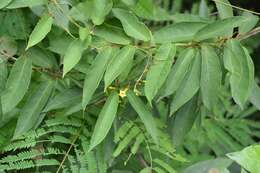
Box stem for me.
[211,0,260,16]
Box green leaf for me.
[112,8,151,41]
[6,0,47,8]
[26,14,53,49]
[227,145,260,173]
[104,46,135,89]
[199,0,209,18]
[0,36,17,57]
[224,40,254,108]
[94,24,132,45]
[200,45,222,110]
[0,61,8,92]
[153,22,207,43]
[239,12,259,34]
[0,0,12,9]
[250,81,260,110]
[170,51,201,115]
[171,95,198,146]
[91,0,113,25]
[63,39,84,77]
[44,88,82,112]
[161,48,196,98]
[126,90,158,144]
[89,92,119,151]
[194,16,247,41]
[82,48,114,109]
[1,56,32,114]
[145,43,176,104]
[0,61,8,122]
[182,158,233,173]
[14,80,55,138]
[26,47,58,69]
[214,0,233,19]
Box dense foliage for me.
[0,0,260,172]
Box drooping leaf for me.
[94,25,132,45]
[0,36,17,57]
[194,16,247,41]
[227,145,260,173]
[160,48,196,98]
[0,61,8,122]
[6,0,47,9]
[63,39,84,77]
[153,22,207,43]
[0,0,12,9]
[1,56,32,114]
[224,40,254,108]
[182,158,233,173]
[171,95,198,146]
[200,45,222,110]
[26,47,58,69]
[199,0,209,18]
[112,8,151,41]
[170,51,201,115]
[145,43,176,104]
[26,14,53,49]
[104,46,135,89]
[82,47,114,109]
[91,0,113,25]
[214,0,233,19]
[89,92,119,151]
[14,80,55,138]
[239,12,259,34]
[250,81,260,110]
[44,88,82,112]
[0,61,8,92]
[126,90,158,144]
[48,2,70,34]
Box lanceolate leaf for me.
[183,158,233,173]
[145,43,176,104]
[153,22,207,43]
[0,0,12,9]
[63,39,84,77]
[170,51,201,115]
[224,40,254,108]
[82,48,114,109]
[214,0,233,19]
[194,16,247,41]
[6,0,47,9]
[14,80,55,138]
[89,92,119,151]
[26,14,53,50]
[112,8,151,41]
[1,56,32,114]
[104,46,135,89]
[0,61,7,121]
[171,95,198,146]
[161,48,196,98]
[44,88,82,112]
[94,25,132,45]
[126,90,158,144]
[239,12,259,34]
[200,45,222,110]
[250,81,260,110]
[0,61,8,92]
[91,0,113,25]
[227,145,260,173]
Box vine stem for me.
[211,0,260,16]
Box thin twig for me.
[211,0,260,16]
[238,26,260,40]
